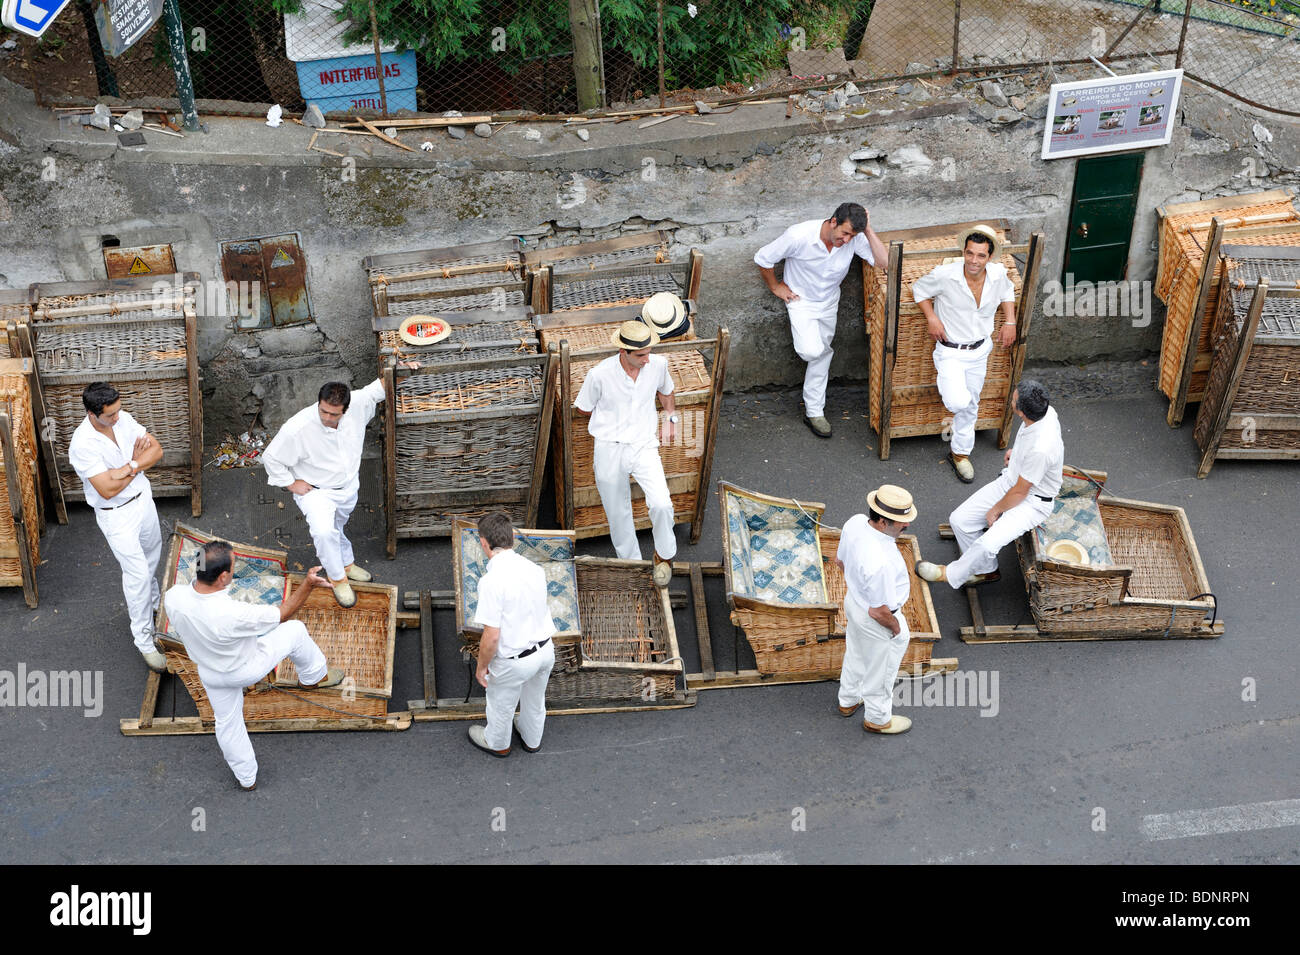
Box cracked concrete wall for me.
[1,74,1297,438]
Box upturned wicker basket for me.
[158,523,399,723]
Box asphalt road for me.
[1,366,1296,865]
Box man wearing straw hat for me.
[754,202,887,438]
[574,318,679,588]
[911,225,1018,483]
[836,484,918,736]
[263,375,400,609]
[916,379,1062,590]
[467,511,557,758]
[164,540,345,790]
[68,381,167,673]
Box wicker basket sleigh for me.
[0,357,42,607]
[536,303,728,545]
[122,522,408,735]
[22,274,204,522]
[448,520,687,708]
[1154,190,1300,426]
[945,467,1220,643]
[862,221,1045,458]
[719,482,950,678]
[530,248,703,314]
[1193,246,1300,476]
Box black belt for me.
[1035,494,1054,502]
[939,338,985,350]
[512,638,550,660]
[98,492,141,511]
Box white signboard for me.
[1041,68,1183,161]
[2,0,74,38]
[284,0,396,62]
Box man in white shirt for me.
[754,202,887,438]
[67,382,167,672]
[262,377,393,608]
[468,512,558,757]
[917,380,1063,589]
[911,225,1018,483]
[836,484,918,736]
[574,320,679,588]
[164,541,343,790]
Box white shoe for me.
[331,578,357,608]
[864,715,912,735]
[915,560,947,584]
[141,650,167,673]
[344,563,373,583]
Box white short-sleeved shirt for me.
[910,260,1016,344]
[67,410,152,509]
[837,514,911,613]
[262,379,385,490]
[164,583,282,675]
[574,353,674,446]
[753,218,876,304]
[1006,405,1064,499]
[473,547,557,659]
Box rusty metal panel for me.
[218,239,274,330]
[103,244,176,280]
[259,234,312,327]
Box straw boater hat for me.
[397,315,452,347]
[964,224,1002,261]
[866,484,917,523]
[641,292,691,340]
[1046,538,1090,565]
[611,319,660,350]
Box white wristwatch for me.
[667,413,680,424]
[129,459,140,473]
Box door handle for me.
[1077,222,1089,238]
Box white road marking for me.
[1141,798,1300,841]
[664,851,792,865]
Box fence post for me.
[77,0,119,98]
[162,0,200,131]
[657,0,666,108]
[1176,0,1192,67]
[369,1,389,118]
[569,0,603,111]
[950,0,961,74]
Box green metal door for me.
[1063,152,1145,283]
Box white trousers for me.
[947,471,1054,588]
[592,439,677,562]
[95,492,162,654]
[293,482,359,581]
[484,640,556,751]
[196,620,328,788]
[788,297,839,418]
[933,338,992,456]
[838,594,911,725]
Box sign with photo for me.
[1040,68,1183,160]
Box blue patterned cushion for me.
[1035,474,1113,566]
[725,490,828,604]
[166,535,287,635]
[458,527,579,633]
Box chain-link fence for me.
[1,0,1297,119]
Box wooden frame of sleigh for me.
[936,467,1222,643]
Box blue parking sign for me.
[2,0,74,38]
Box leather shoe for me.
[964,571,1001,586]
[513,717,541,753]
[837,700,862,718]
[344,563,373,583]
[864,715,912,735]
[915,560,947,583]
[298,667,345,690]
[804,415,832,438]
[468,724,510,757]
[331,578,357,608]
[948,453,975,483]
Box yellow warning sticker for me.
[270,248,294,268]
[128,256,151,274]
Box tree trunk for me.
[843,0,875,61]
[568,0,603,111]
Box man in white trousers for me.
[468,512,557,757]
[68,382,167,672]
[263,376,397,608]
[165,540,343,790]
[911,225,1018,483]
[754,201,887,438]
[574,320,679,588]
[916,380,1063,589]
[836,484,918,736]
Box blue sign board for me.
[2,0,74,38]
[294,50,419,116]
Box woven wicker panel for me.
[395,417,537,492]
[378,319,536,363]
[456,525,580,634]
[0,371,39,581]
[866,243,1020,434]
[396,362,542,414]
[571,559,679,700]
[398,501,530,539]
[1156,207,1300,399]
[275,585,393,692]
[552,270,683,311]
[529,238,669,273]
[0,338,11,360]
[33,319,187,373]
[384,288,527,315]
[570,492,696,535]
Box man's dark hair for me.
[868,506,903,528]
[478,512,515,551]
[831,202,868,234]
[82,382,121,417]
[1017,379,1050,422]
[964,231,995,254]
[197,541,234,584]
[317,382,351,411]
